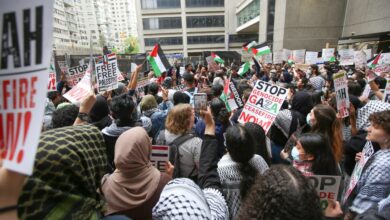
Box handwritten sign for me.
[354,51,367,69]
[292,49,305,64]
[0,0,54,175]
[150,145,169,172]
[282,49,292,61]
[339,49,355,66]
[273,51,283,64]
[322,48,335,62]
[333,71,350,118]
[238,80,287,133]
[305,51,318,65]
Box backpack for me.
[157,130,198,181]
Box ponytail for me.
[238,161,257,199]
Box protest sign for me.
[364,49,372,60]
[48,69,57,91]
[305,52,318,65]
[261,53,273,64]
[373,64,390,75]
[361,84,371,100]
[308,175,341,209]
[384,78,390,103]
[292,49,305,64]
[63,64,93,104]
[206,56,220,73]
[0,0,54,175]
[227,81,244,110]
[322,48,335,62]
[95,53,119,92]
[67,64,88,87]
[238,80,288,133]
[137,77,151,89]
[333,71,350,118]
[354,51,367,69]
[273,51,283,64]
[282,49,292,61]
[241,50,253,63]
[150,145,169,172]
[379,53,390,64]
[343,141,375,204]
[339,49,355,66]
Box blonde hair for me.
[165,104,193,135]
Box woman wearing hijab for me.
[17,125,109,220]
[101,127,171,220]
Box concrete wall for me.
[273,0,346,51]
[342,0,390,37]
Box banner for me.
[67,64,88,87]
[308,175,341,210]
[63,65,93,104]
[305,51,318,65]
[95,53,119,92]
[343,141,375,204]
[354,51,367,69]
[150,145,169,172]
[273,51,283,64]
[0,0,54,175]
[228,81,244,109]
[333,71,350,118]
[339,49,355,66]
[384,78,390,103]
[282,49,292,61]
[292,49,305,64]
[322,48,335,62]
[238,80,288,133]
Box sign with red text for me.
[322,48,335,62]
[308,175,341,210]
[95,53,118,92]
[63,64,93,104]
[47,66,57,91]
[373,64,390,75]
[333,71,350,118]
[339,49,355,66]
[282,49,292,61]
[238,80,287,133]
[0,0,54,175]
[273,51,283,64]
[261,53,273,64]
[150,145,169,172]
[292,49,305,64]
[384,78,390,103]
[67,64,88,87]
[305,51,318,65]
[343,141,375,204]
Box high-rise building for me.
[135,0,258,57]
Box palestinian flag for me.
[287,54,294,65]
[367,52,382,68]
[147,44,170,77]
[242,41,257,51]
[238,62,250,76]
[329,56,337,63]
[220,77,239,112]
[251,43,271,56]
[211,52,225,64]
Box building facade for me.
[135,0,258,57]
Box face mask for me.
[291,146,302,162]
[306,113,312,126]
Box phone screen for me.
[194,93,207,112]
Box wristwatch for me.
[77,112,89,121]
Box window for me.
[144,37,183,46]
[186,16,224,28]
[143,17,181,30]
[186,0,224,7]
[237,0,260,26]
[187,35,224,44]
[141,0,180,9]
[229,34,258,43]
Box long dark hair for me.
[225,125,257,199]
[210,98,230,127]
[298,133,338,175]
[244,122,271,166]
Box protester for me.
[89,95,113,130]
[101,127,172,220]
[51,103,79,128]
[244,122,272,166]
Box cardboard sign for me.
[333,71,350,118]
[384,78,390,103]
[150,145,169,172]
[322,48,335,62]
[339,49,355,66]
[95,53,119,92]
[0,0,54,175]
[282,49,292,61]
[343,141,375,204]
[261,53,273,64]
[63,64,93,104]
[308,175,341,209]
[67,64,88,87]
[238,80,288,133]
[273,51,283,64]
[48,71,57,91]
[292,49,305,64]
[354,51,367,69]
[305,51,318,65]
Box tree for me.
[123,36,140,54]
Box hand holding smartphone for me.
[194,93,207,113]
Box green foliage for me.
[123,36,140,54]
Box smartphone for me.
[194,93,207,112]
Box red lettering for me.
[19,78,28,108]
[248,94,257,104]
[2,80,10,109]
[6,113,22,161]
[13,79,17,109]
[30,77,37,108]
[328,192,335,200]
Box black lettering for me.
[1,12,21,69]
[320,177,336,190]
[256,98,264,107]
[23,6,43,66]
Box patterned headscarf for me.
[18,125,108,220]
[357,100,390,131]
[152,178,229,220]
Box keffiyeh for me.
[357,100,390,131]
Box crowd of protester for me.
[0,56,389,220]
